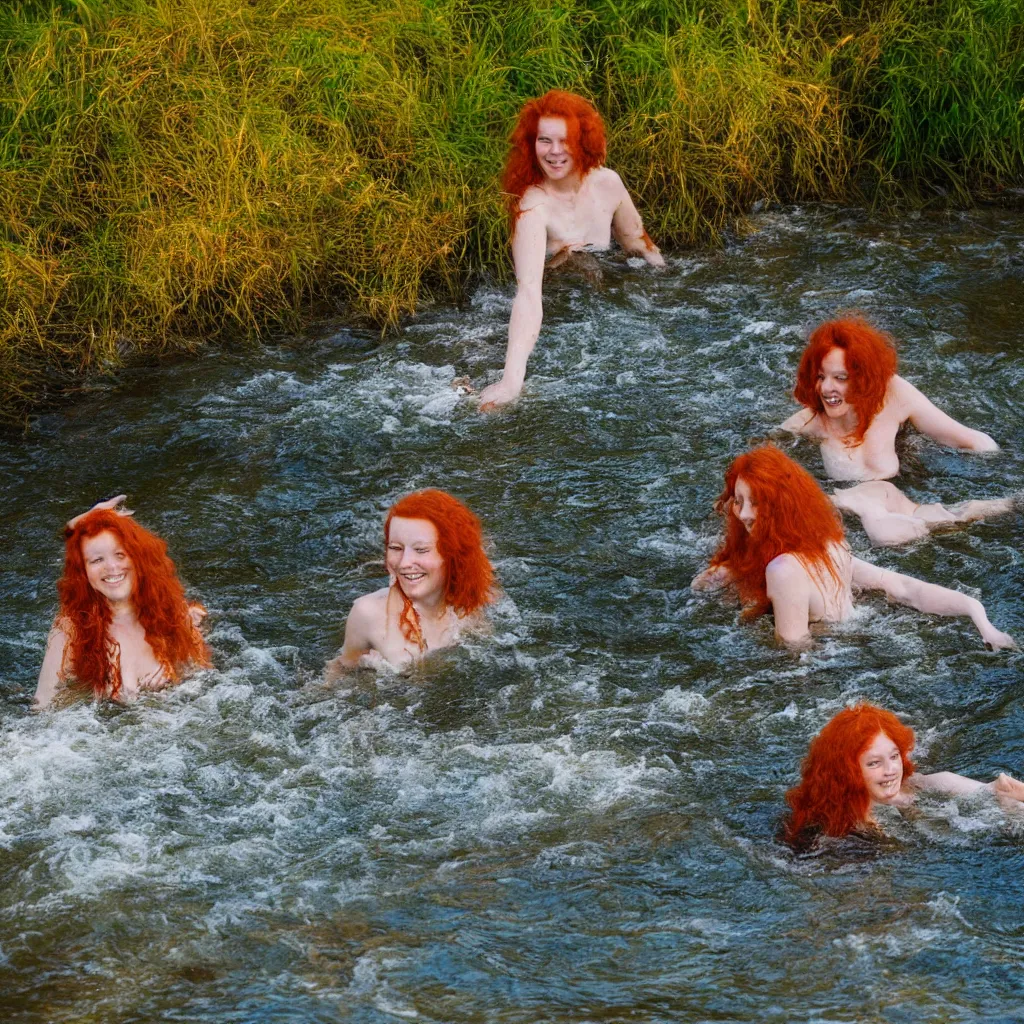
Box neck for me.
[411,590,448,620]
[106,597,137,622]
[544,170,583,196]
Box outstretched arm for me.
[896,376,999,451]
[909,770,1024,808]
[610,175,665,267]
[34,625,69,709]
[478,206,548,410]
[851,557,1014,649]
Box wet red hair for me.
[708,445,845,620]
[503,90,607,217]
[793,318,898,446]
[384,489,495,650]
[785,703,916,843]
[58,509,211,699]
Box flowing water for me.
[1,205,1023,1023]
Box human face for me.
[535,116,575,182]
[386,517,446,604]
[81,530,134,605]
[859,731,904,804]
[816,347,851,418]
[732,476,757,534]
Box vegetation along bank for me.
[1,0,1021,419]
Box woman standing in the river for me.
[478,90,664,410]
[35,498,210,707]
[780,318,1013,546]
[691,445,1014,649]
[784,703,1024,846]
[326,489,495,673]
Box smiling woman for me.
[784,704,1024,846]
[478,90,664,410]
[780,318,1013,545]
[34,499,210,708]
[325,489,496,674]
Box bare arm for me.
[851,557,1015,649]
[896,376,999,451]
[779,408,820,436]
[908,771,989,797]
[34,624,69,709]
[324,595,378,679]
[691,563,733,592]
[610,173,664,267]
[478,205,548,410]
[765,555,813,646]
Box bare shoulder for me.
[886,373,923,413]
[348,588,389,624]
[765,553,807,585]
[590,166,627,194]
[518,186,550,215]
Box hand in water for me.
[188,603,208,630]
[478,378,522,412]
[992,772,1024,806]
[66,494,133,530]
[980,624,1016,651]
[450,376,476,395]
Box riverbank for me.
[2,0,1021,420]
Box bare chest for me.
[543,185,616,253]
[107,619,167,696]
[819,418,901,482]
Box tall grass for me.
[1,0,1021,418]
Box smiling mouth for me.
[400,572,427,582]
[822,395,843,408]
[102,572,127,585]
[879,777,900,795]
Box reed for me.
[1,0,1021,418]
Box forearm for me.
[912,771,988,797]
[691,563,732,591]
[499,290,542,386]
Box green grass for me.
[1,0,1021,418]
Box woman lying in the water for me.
[477,90,664,411]
[325,489,495,674]
[780,318,1013,546]
[784,703,1024,845]
[690,445,1014,649]
[35,497,210,708]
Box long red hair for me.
[58,509,210,699]
[384,489,495,650]
[793,318,898,446]
[708,445,845,619]
[503,90,607,217]
[785,703,916,843]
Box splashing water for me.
[1,205,1023,1022]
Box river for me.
[1,204,1022,1022]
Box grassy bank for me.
[2,0,1022,418]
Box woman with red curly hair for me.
[34,497,210,708]
[780,318,1011,546]
[691,445,1013,648]
[784,703,1024,845]
[478,90,664,410]
[326,489,496,672]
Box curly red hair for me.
[503,90,607,217]
[793,318,899,446]
[384,489,495,650]
[58,509,210,699]
[785,703,916,843]
[708,445,845,620]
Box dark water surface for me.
[2,206,1023,1023]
